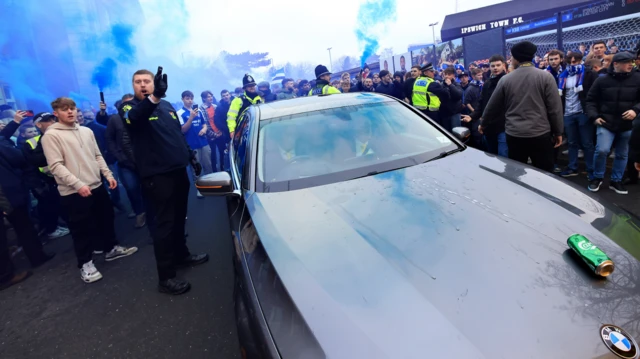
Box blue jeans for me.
[483,132,508,157]
[118,165,145,215]
[593,126,632,182]
[564,113,594,179]
[450,113,461,129]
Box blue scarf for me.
[470,79,483,91]
[557,65,584,96]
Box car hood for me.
[247,149,640,359]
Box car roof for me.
[256,92,396,120]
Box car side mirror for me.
[195,172,235,196]
[452,127,470,143]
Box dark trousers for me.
[142,168,190,281]
[119,165,145,215]
[61,185,117,267]
[33,185,62,234]
[506,133,554,172]
[0,205,47,282]
[209,138,227,173]
[105,163,124,211]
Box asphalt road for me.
[0,190,240,359]
[1,159,639,359]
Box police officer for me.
[412,63,449,128]
[227,74,263,139]
[120,67,208,295]
[309,65,342,96]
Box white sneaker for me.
[80,260,103,283]
[105,245,138,262]
[47,226,70,240]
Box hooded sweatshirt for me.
[41,122,113,196]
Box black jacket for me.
[439,80,463,117]
[214,97,234,140]
[85,120,115,164]
[120,97,192,178]
[474,72,506,136]
[0,121,29,208]
[629,119,640,162]
[260,89,277,103]
[96,111,109,126]
[464,83,482,113]
[586,69,640,133]
[404,78,415,103]
[106,113,136,170]
[427,80,450,106]
[375,81,403,100]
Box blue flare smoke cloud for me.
[354,0,398,67]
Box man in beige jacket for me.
[42,97,137,283]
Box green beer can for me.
[567,234,615,277]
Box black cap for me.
[242,74,257,88]
[511,41,538,62]
[33,112,55,124]
[315,65,331,78]
[612,52,635,63]
[457,71,469,78]
[420,63,435,72]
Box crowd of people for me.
[1,39,640,294]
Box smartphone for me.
[192,104,198,110]
[100,91,105,104]
[24,110,34,117]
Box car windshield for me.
[256,101,460,192]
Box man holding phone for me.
[177,91,212,198]
[120,68,208,295]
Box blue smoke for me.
[91,58,118,91]
[110,24,136,63]
[354,0,398,67]
[0,0,273,114]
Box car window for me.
[233,113,252,183]
[256,101,459,192]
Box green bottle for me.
[567,234,615,277]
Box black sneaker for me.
[609,181,628,195]
[158,278,191,295]
[588,179,603,192]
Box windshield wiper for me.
[424,148,463,164]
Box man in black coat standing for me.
[439,67,464,132]
[466,55,508,156]
[121,68,209,295]
[586,52,640,195]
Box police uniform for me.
[22,113,63,236]
[227,74,263,136]
[120,94,203,286]
[412,63,448,126]
[309,65,341,96]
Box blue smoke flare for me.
[354,0,398,67]
[91,58,118,91]
[110,24,136,63]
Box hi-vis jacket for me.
[412,76,441,112]
[227,93,263,133]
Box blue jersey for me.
[177,107,208,150]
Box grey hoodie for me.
[41,122,113,196]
